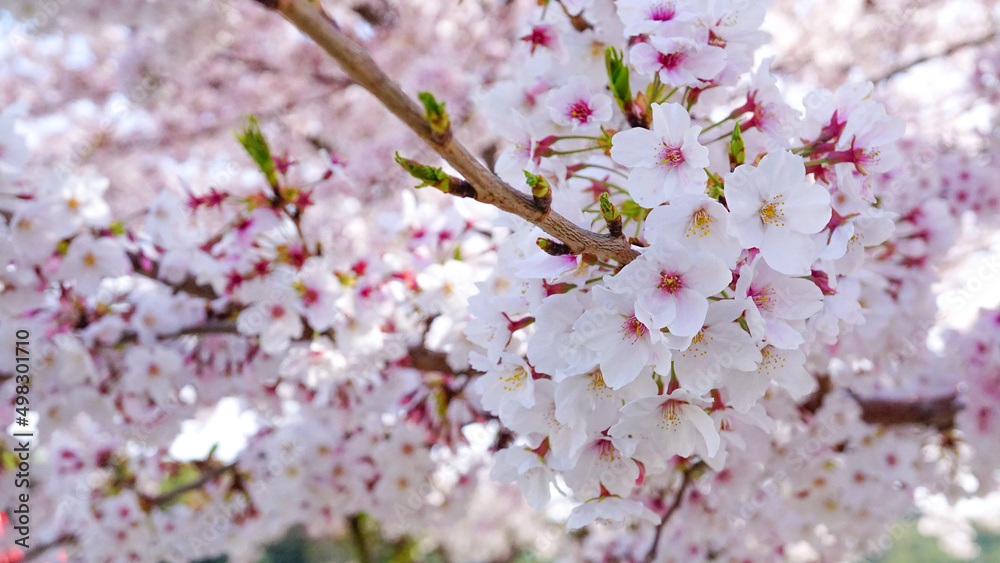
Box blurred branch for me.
[21,534,77,562]
[405,345,474,376]
[143,463,239,508]
[249,0,640,265]
[646,462,702,562]
[128,252,221,300]
[873,30,998,84]
[114,319,242,345]
[800,376,963,432]
[21,464,239,562]
[850,391,962,431]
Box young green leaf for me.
[729,120,745,170]
[235,115,279,188]
[604,47,632,112]
[417,91,451,137]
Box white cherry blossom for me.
[644,193,742,267]
[605,243,732,337]
[610,102,709,206]
[56,233,130,294]
[545,76,613,131]
[629,34,727,87]
[572,286,673,389]
[566,496,660,530]
[735,256,825,349]
[725,150,832,275]
[610,389,721,471]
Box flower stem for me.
[550,146,603,155]
[579,163,628,178]
[555,135,603,142]
[700,115,735,134]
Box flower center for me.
[758,198,786,227]
[659,144,684,169]
[567,100,594,123]
[658,271,684,294]
[587,369,608,391]
[301,287,319,305]
[520,25,554,54]
[750,286,774,312]
[861,147,880,166]
[596,439,619,461]
[502,367,527,392]
[649,3,676,21]
[657,51,685,70]
[622,314,648,342]
[658,399,682,430]
[691,330,705,345]
[687,208,713,238]
[758,346,779,376]
[83,252,97,267]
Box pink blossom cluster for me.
[470,0,909,534]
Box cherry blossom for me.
[566,496,660,530]
[725,150,832,275]
[616,0,698,37]
[629,33,727,87]
[605,243,732,337]
[609,388,721,470]
[610,102,709,206]
[735,256,825,349]
[572,286,672,389]
[473,351,536,419]
[545,76,613,131]
[55,233,131,294]
[644,193,742,267]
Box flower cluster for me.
[467,0,910,534]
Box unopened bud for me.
[599,193,623,238]
[525,171,552,213]
[417,91,451,139]
[536,237,572,256]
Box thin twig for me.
[145,463,239,507]
[250,0,640,265]
[646,463,699,562]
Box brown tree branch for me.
[801,376,963,432]
[250,0,640,265]
[128,251,220,300]
[851,391,962,432]
[114,319,242,346]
